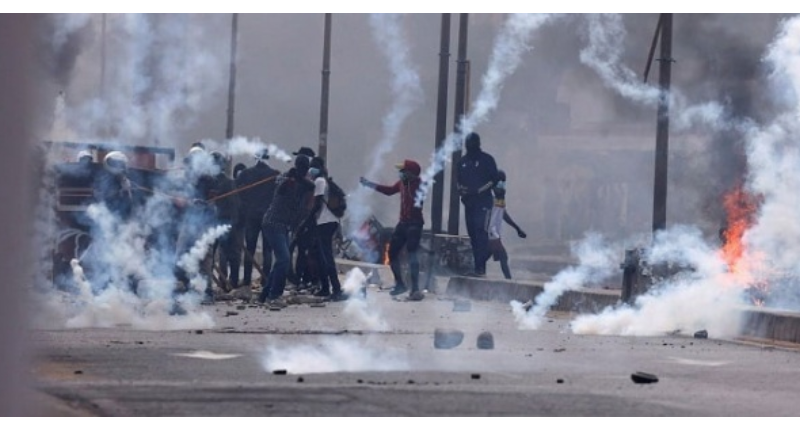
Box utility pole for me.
[447,13,469,236]
[224,13,239,175]
[431,13,451,236]
[652,13,672,234]
[100,14,107,99]
[318,13,332,163]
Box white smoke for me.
[416,13,562,206]
[260,336,409,374]
[222,136,293,163]
[341,267,390,332]
[570,226,745,337]
[511,232,620,330]
[346,14,424,260]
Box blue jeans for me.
[260,222,291,302]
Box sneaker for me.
[465,271,486,278]
[389,285,408,296]
[314,289,331,298]
[329,291,348,302]
[201,293,215,305]
[267,298,287,309]
[407,291,425,301]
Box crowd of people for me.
[54,131,525,310]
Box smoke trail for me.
[579,13,735,133]
[176,224,230,293]
[416,13,561,206]
[261,336,409,374]
[511,232,619,329]
[341,267,390,331]
[62,14,228,146]
[221,136,293,163]
[346,14,424,254]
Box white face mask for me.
[309,167,321,178]
[495,181,506,190]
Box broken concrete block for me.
[477,331,494,350]
[434,328,464,349]
[631,371,658,384]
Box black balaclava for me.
[464,132,481,156]
[294,154,311,177]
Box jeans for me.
[260,222,291,302]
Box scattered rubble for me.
[631,371,659,384]
[434,328,464,349]
[477,331,494,350]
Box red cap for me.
[395,159,421,177]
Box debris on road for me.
[434,328,464,349]
[631,371,659,384]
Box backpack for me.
[325,177,347,218]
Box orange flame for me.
[720,183,759,274]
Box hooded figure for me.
[456,132,499,277]
[258,154,316,306]
[359,159,425,300]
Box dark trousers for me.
[242,212,271,286]
[312,222,342,295]
[214,219,241,288]
[260,222,291,302]
[388,221,422,292]
[464,199,491,274]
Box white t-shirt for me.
[488,204,505,240]
[314,176,338,225]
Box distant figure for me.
[457,132,499,277]
[234,149,279,292]
[209,151,241,292]
[288,146,318,289]
[360,159,425,301]
[486,170,527,279]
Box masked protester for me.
[456,132,499,277]
[486,170,527,279]
[296,156,346,301]
[258,154,316,307]
[234,149,280,299]
[287,146,318,291]
[360,159,425,301]
[209,151,241,292]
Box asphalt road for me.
[27,283,800,417]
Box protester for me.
[457,132,499,277]
[258,154,316,307]
[297,156,346,301]
[486,170,527,279]
[360,159,425,301]
[234,149,279,295]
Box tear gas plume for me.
[570,226,744,338]
[511,232,620,330]
[261,336,409,374]
[220,136,293,163]
[341,267,390,332]
[416,13,561,206]
[346,13,423,256]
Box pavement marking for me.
[172,350,242,360]
[668,357,730,367]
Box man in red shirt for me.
[360,159,425,301]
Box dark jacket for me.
[210,173,240,224]
[457,148,498,206]
[235,162,280,219]
[262,171,316,229]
